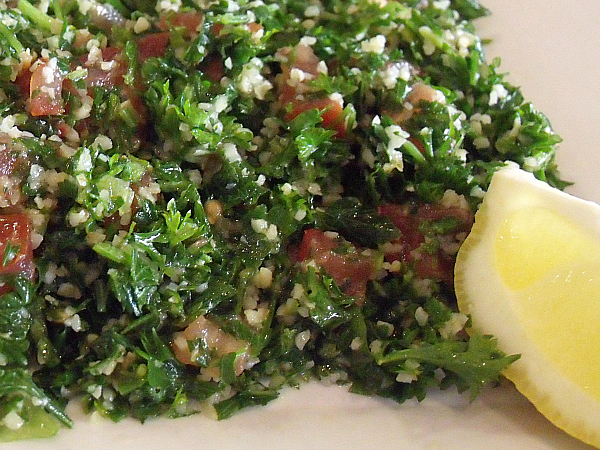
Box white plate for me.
[479,0,600,204]
[5,2,600,449]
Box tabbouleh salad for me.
[0,0,565,440]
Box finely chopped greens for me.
[0,0,563,439]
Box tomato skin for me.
[29,62,64,116]
[14,70,32,97]
[285,44,320,76]
[377,204,424,260]
[285,98,347,137]
[0,148,19,178]
[417,203,473,227]
[83,48,126,88]
[295,228,337,262]
[199,54,225,82]
[378,203,473,284]
[137,32,171,61]
[159,11,203,36]
[296,229,374,301]
[278,44,348,137]
[211,23,225,36]
[0,214,35,294]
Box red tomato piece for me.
[0,214,35,294]
[138,32,171,61]
[277,44,347,137]
[295,228,337,261]
[247,22,263,34]
[416,204,473,229]
[412,252,455,284]
[378,203,473,284]
[29,62,64,116]
[84,47,127,88]
[200,54,225,82]
[287,44,320,76]
[285,98,347,137]
[278,82,297,106]
[277,44,321,105]
[377,204,423,261]
[0,147,19,177]
[211,23,225,36]
[296,229,374,301]
[125,92,149,124]
[14,70,32,97]
[160,11,203,36]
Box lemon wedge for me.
[455,166,600,448]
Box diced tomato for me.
[85,65,122,88]
[278,83,296,106]
[296,229,374,301]
[172,315,250,374]
[0,140,29,206]
[78,46,148,126]
[211,21,262,38]
[0,214,35,294]
[14,70,32,97]
[286,44,320,76]
[285,98,347,137]
[405,82,443,105]
[385,81,443,124]
[277,44,348,137]
[417,204,473,228]
[125,92,149,124]
[277,44,321,105]
[159,11,203,36]
[137,32,171,62]
[295,228,337,261]
[56,122,76,141]
[0,147,19,177]
[29,62,64,116]
[211,23,225,36]
[412,252,455,284]
[200,54,225,82]
[247,22,263,34]
[378,203,473,284]
[101,47,122,62]
[83,47,126,88]
[377,204,424,260]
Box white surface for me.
[1,381,595,450]
[478,0,600,203]
[5,2,600,449]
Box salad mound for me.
[0,0,563,438]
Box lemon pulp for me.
[494,207,598,289]
[494,207,600,401]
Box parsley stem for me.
[51,0,64,22]
[402,139,427,164]
[0,22,24,54]
[18,0,60,32]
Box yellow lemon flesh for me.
[455,166,600,448]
